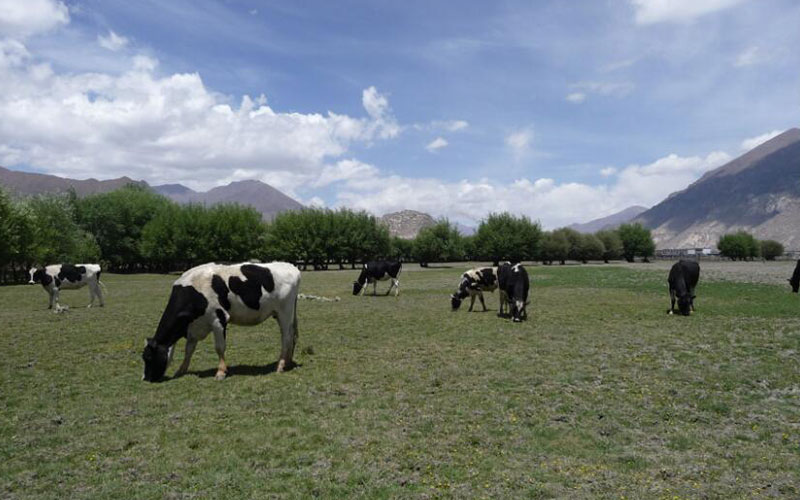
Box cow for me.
[28,264,105,312]
[788,259,800,293]
[141,261,300,382]
[497,262,529,322]
[352,260,402,296]
[668,260,700,316]
[451,266,499,312]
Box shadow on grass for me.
[173,361,302,380]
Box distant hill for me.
[568,205,648,233]
[380,210,436,239]
[153,180,303,220]
[635,128,800,249]
[455,222,476,236]
[0,165,146,196]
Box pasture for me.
[2,262,799,498]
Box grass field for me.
[2,261,800,498]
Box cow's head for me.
[450,294,462,310]
[511,300,527,322]
[352,280,364,295]
[142,338,169,382]
[789,277,800,293]
[677,294,694,316]
[28,267,42,284]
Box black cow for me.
[668,260,700,316]
[451,266,498,311]
[353,261,402,296]
[142,261,301,382]
[788,259,800,293]
[497,262,529,322]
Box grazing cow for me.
[142,262,300,382]
[353,260,402,296]
[497,262,529,322]
[28,264,105,312]
[668,260,700,316]
[451,266,498,312]
[788,259,800,293]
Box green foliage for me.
[759,239,784,261]
[595,229,623,262]
[539,231,570,264]
[473,212,541,263]
[389,237,414,261]
[413,220,463,266]
[617,223,655,262]
[718,231,760,260]
[577,233,606,262]
[76,184,170,270]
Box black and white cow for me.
[142,262,301,382]
[451,266,498,312]
[668,260,700,316]
[788,259,800,293]
[28,264,105,312]
[497,262,529,322]
[352,260,402,296]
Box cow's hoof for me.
[276,359,286,373]
[214,372,227,381]
[513,318,521,323]
[667,310,673,315]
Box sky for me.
[0,0,798,228]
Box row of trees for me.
[717,231,784,260]
[0,183,659,283]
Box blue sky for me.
[0,0,798,227]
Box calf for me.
[788,259,800,293]
[451,266,498,312]
[28,264,105,312]
[353,260,402,296]
[497,262,529,322]
[668,260,700,316]
[142,261,300,382]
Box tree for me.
[473,212,541,263]
[718,231,760,260]
[389,237,414,262]
[760,239,784,261]
[595,229,623,263]
[577,234,606,263]
[413,220,463,266]
[539,231,569,265]
[617,223,655,262]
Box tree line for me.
[717,231,784,261]
[0,184,659,284]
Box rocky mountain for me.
[0,165,146,196]
[635,128,800,249]
[153,180,303,220]
[380,210,436,239]
[568,205,648,233]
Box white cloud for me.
[334,151,731,229]
[0,40,401,192]
[314,159,379,187]
[570,81,634,98]
[425,137,448,152]
[98,30,129,51]
[733,46,765,68]
[505,128,532,158]
[740,130,783,151]
[630,0,747,25]
[439,120,468,132]
[565,92,586,103]
[600,167,617,177]
[0,0,69,38]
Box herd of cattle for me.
[24,258,800,382]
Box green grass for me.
[2,263,800,498]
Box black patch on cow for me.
[142,338,169,382]
[152,285,209,347]
[215,309,228,338]
[96,270,102,283]
[54,277,61,288]
[36,269,52,287]
[789,259,800,293]
[58,264,86,283]
[228,265,274,310]
[212,274,231,310]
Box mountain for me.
[455,222,476,236]
[568,205,648,233]
[0,165,146,196]
[635,128,800,249]
[380,210,436,239]
[153,179,303,220]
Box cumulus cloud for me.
[0,39,401,192]
[600,167,617,177]
[334,151,731,229]
[98,30,129,51]
[740,130,783,150]
[314,159,379,187]
[630,0,747,25]
[505,128,532,158]
[0,0,69,38]
[425,137,448,152]
[565,92,586,104]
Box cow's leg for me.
[385,279,394,296]
[276,297,298,373]
[373,281,377,296]
[52,288,64,313]
[212,315,229,381]
[174,338,198,378]
[393,278,400,297]
[478,292,487,312]
[48,288,55,310]
[87,282,97,308]
[668,289,676,315]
